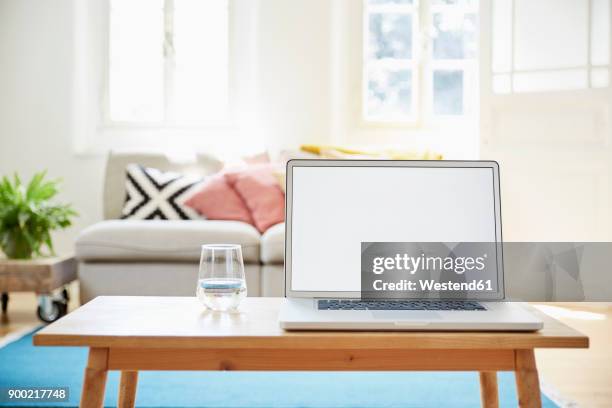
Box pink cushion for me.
[184,174,254,225]
[224,165,285,233]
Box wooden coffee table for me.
[34,297,588,408]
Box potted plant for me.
[0,172,77,259]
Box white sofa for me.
[75,152,285,304]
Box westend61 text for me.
[372,279,494,292]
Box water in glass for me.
[197,244,247,311]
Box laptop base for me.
[279,298,543,331]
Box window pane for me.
[592,0,610,65]
[368,13,413,59]
[367,68,412,118]
[432,12,477,59]
[433,70,463,115]
[173,0,229,123]
[492,0,512,73]
[514,0,588,70]
[109,0,164,122]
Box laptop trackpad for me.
[371,311,441,320]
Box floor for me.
[532,303,612,408]
[1,286,611,408]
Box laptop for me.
[279,160,543,331]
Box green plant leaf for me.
[43,230,55,255]
[0,171,76,259]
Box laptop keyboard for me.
[317,299,486,311]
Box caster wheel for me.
[37,300,67,323]
[61,288,70,302]
[1,293,8,314]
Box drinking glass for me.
[196,244,247,311]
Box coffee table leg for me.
[515,349,542,408]
[118,371,139,408]
[479,371,499,408]
[80,348,108,408]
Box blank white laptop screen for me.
[290,165,497,292]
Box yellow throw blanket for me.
[300,145,443,160]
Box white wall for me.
[256,0,333,150]
[0,0,106,254]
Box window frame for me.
[361,0,479,128]
[100,0,236,130]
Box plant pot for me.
[1,231,35,259]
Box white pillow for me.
[121,164,203,220]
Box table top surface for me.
[33,296,589,350]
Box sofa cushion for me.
[184,174,254,225]
[224,165,285,233]
[121,164,204,220]
[76,220,260,263]
[260,222,284,264]
[104,151,223,220]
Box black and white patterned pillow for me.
[121,164,204,220]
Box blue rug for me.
[0,329,559,408]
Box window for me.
[363,0,478,124]
[107,0,229,125]
[492,0,610,94]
